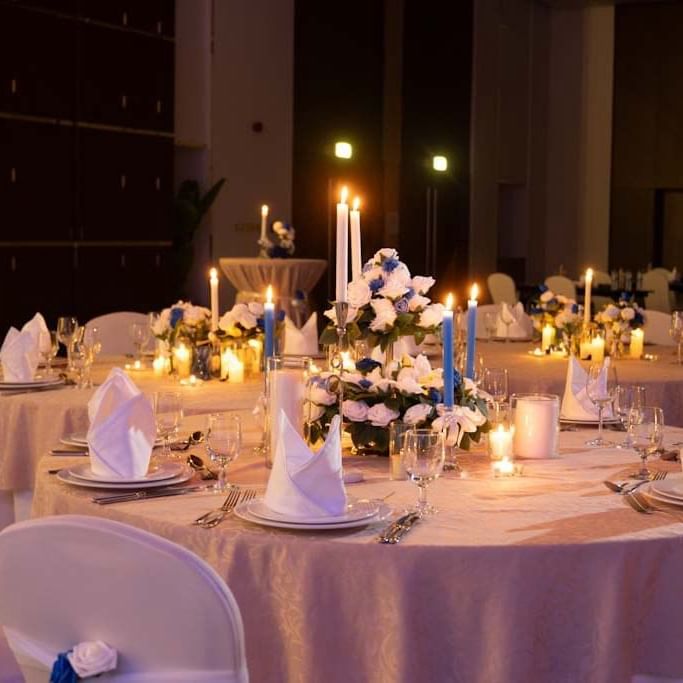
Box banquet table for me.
[31,425,683,683]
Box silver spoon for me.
[187,454,217,480]
[171,431,204,452]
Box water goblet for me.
[57,316,78,371]
[628,406,664,480]
[585,363,619,447]
[206,413,242,492]
[153,391,183,459]
[670,311,683,365]
[129,322,150,363]
[613,385,646,449]
[401,429,445,515]
[40,331,59,376]
[482,367,509,411]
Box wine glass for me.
[499,306,515,342]
[482,368,509,410]
[401,429,445,515]
[153,391,183,459]
[670,311,683,365]
[40,331,59,376]
[57,316,78,371]
[206,413,242,492]
[628,406,664,480]
[585,363,619,447]
[613,385,646,449]
[129,322,150,362]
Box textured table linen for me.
[33,427,683,683]
[0,358,262,491]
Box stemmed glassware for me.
[628,406,664,480]
[670,311,683,365]
[482,367,509,412]
[401,429,445,515]
[585,363,619,447]
[70,326,101,388]
[613,385,646,449]
[206,413,242,492]
[129,322,151,363]
[153,391,183,459]
[40,331,59,376]
[484,313,497,342]
[499,305,514,341]
[56,317,78,371]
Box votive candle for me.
[541,324,555,352]
[630,328,644,359]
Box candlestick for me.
[443,294,455,408]
[630,328,644,359]
[264,285,275,359]
[584,268,593,324]
[209,267,219,331]
[541,324,555,353]
[260,204,269,241]
[350,197,362,281]
[336,187,349,302]
[465,284,479,379]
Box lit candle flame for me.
[266,285,273,304]
[470,283,479,301]
[261,204,269,217]
[209,267,218,281]
[352,197,360,211]
[445,293,454,310]
[340,186,348,204]
[585,267,593,280]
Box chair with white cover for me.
[643,310,675,346]
[642,271,672,313]
[650,267,673,281]
[544,275,577,300]
[0,515,248,683]
[86,312,149,356]
[486,273,517,305]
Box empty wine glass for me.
[206,413,242,492]
[585,362,619,447]
[613,385,646,449]
[57,316,78,371]
[670,311,683,365]
[628,406,664,480]
[153,391,183,459]
[482,367,509,410]
[129,322,150,362]
[499,306,515,342]
[40,331,59,376]
[402,429,445,515]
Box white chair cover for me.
[643,271,672,313]
[86,312,149,356]
[643,310,675,346]
[486,273,517,305]
[544,275,577,300]
[0,516,248,683]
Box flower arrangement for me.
[594,298,645,344]
[305,353,490,454]
[152,300,212,346]
[320,248,443,351]
[528,287,582,338]
[217,301,286,340]
[259,220,296,258]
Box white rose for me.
[395,367,423,395]
[184,305,210,326]
[324,305,359,325]
[306,403,325,421]
[347,280,372,308]
[236,310,258,330]
[247,301,264,316]
[309,384,337,406]
[540,290,554,303]
[342,400,369,422]
[378,276,409,299]
[67,641,117,678]
[218,311,241,336]
[418,303,445,328]
[404,403,433,426]
[556,295,568,305]
[408,294,431,312]
[362,265,383,283]
[366,367,395,393]
[605,304,620,319]
[341,371,365,386]
[367,403,400,427]
[421,369,443,389]
[390,263,412,285]
[152,308,170,336]
[411,276,435,295]
[413,353,432,378]
[370,299,397,332]
[621,307,635,321]
[375,248,398,261]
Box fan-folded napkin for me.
[282,313,319,356]
[86,368,156,478]
[496,302,532,339]
[0,313,49,381]
[264,412,347,518]
[560,357,613,421]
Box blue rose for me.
[356,358,382,374]
[428,387,442,404]
[369,277,384,293]
[50,652,78,683]
[382,257,400,273]
[169,307,184,329]
[452,368,463,389]
[358,379,372,389]
[256,317,264,329]
[395,297,409,313]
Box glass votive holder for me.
[511,393,559,459]
[388,421,411,480]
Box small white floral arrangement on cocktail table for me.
[152,300,212,346]
[528,287,582,340]
[594,298,645,344]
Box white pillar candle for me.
[209,267,219,331]
[350,197,362,281]
[173,343,192,379]
[152,355,166,376]
[260,204,269,241]
[541,324,555,352]
[270,368,306,458]
[513,394,559,459]
[580,340,593,360]
[630,328,644,359]
[336,187,349,302]
[584,268,593,324]
[489,425,513,460]
[591,335,605,363]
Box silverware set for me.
[92,485,206,505]
[194,488,257,528]
[377,511,421,544]
[603,471,674,515]
[603,470,667,495]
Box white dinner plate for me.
[57,468,193,490]
[0,376,64,389]
[67,461,185,485]
[234,500,391,531]
[246,498,381,525]
[648,476,683,501]
[559,416,621,426]
[61,432,164,448]
[642,486,683,508]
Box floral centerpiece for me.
[152,300,211,347]
[305,352,490,454]
[594,298,645,345]
[259,220,296,259]
[528,287,582,341]
[218,301,267,340]
[319,248,444,352]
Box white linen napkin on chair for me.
[560,357,613,421]
[86,368,156,478]
[0,328,39,382]
[282,313,319,356]
[496,302,532,339]
[264,412,347,519]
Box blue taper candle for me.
[442,294,455,408]
[465,284,479,379]
[264,285,275,359]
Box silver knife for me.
[92,486,205,505]
[377,512,413,543]
[386,513,421,544]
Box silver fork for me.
[199,489,257,529]
[604,470,667,494]
[193,488,242,526]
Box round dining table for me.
[31,423,683,683]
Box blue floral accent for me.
[277,310,286,322]
[394,297,409,313]
[634,311,645,326]
[538,284,548,293]
[50,652,78,683]
[382,258,400,273]
[529,305,542,315]
[570,303,579,314]
[169,307,184,329]
[256,317,264,329]
[452,368,463,389]
[356,358,382,374]
[428,387,442,404]
[358,379,372,389]
[369,278,384,293]
[405,288,416,300]
[267,245,291,259]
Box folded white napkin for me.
[0,328,39,382]
[86,368,156,478]
[560,357,614,421]
[22,313,51,356]
[282,313,319,356]
[496,302,532,339]
[264,412,347,519]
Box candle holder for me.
[328,301,349,440]
[438,406,462,473]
